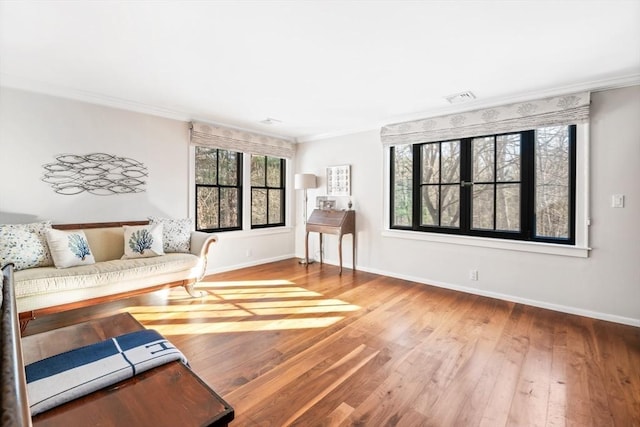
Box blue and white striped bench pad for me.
[25,329,187,416]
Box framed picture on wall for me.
[316,196,328,208]
[326,164,351,196]
[321,199,336,210]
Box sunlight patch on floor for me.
[128,303,239,313]
[125,280,361,335]
[197,279,295,287]
[208,286,321,295]
[131,302,359,321]
[152,316,346,336]
[212,289,323,300]
[130,308,253,321]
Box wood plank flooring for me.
[23,259,640,426]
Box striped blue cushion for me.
[26,329,187,416]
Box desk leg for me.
[305,231,309,267]
[319,233,323,265]
[338,235,343,275]
[352,232,356,272]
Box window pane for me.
[472,184,494,230]
[196,187,218,229]
[266,157,281,187]
[536,126,570,238]
[218,150,238,186]
[496,134,520,182]
[421,186,439,226]
[441,185,459,228]
[393,145,413,227]
[496,184,520,231]
[195,147,217,185]
[219,187,239,228]
[251,155,265,186]
[268,189,283,224]
[421,144,440,184]
[472,137,494,183]
[252,188,267,225]
[441,140,460,184]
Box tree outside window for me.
[251,155,285,228]
[390,125,575,244]
[195,147,242,231]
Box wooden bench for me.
[2,265,234,427]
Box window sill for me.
[213,226,293,240]
[381,229,590,258]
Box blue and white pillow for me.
[122,224,164,259]
[45,229,95,268]
[148,217,193,253]
[0,221,53,271]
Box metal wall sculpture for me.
[42,153,148,195]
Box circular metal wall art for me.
[42,153,148,195]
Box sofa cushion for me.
[148,217,193,253]
[46,229,96,269]
[14,253,200,298]
[122,224,164,259]
[0,221,53,271]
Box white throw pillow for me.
[148,216,193,253]
[46,229,96,268]
[0,221,54,271]
[122,224,164,259]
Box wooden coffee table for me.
[21,312,234,427]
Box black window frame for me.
[250,155,286,229]
[390,125,576,245]
[195,147,243,232]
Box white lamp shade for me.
[294,173,317,190]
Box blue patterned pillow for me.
[148,217,193,253]
[122,224,164,259]
[0,221,53,271]
[45,229,95,268]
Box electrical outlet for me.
[469,270,478,281]
[245,249,252,257]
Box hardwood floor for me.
[23,259,640,426]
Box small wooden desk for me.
[21,313,234,427]
[305,209,355,274]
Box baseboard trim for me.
[205,256,639,328]
[354,264,640,328]
[204,254,294,275]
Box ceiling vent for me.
[260,117,282,125]
[445,91,476,104]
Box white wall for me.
[0,87,294,272]
[296,85,640,326]
[2,85,637,325]
[0,88,190,223]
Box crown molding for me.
[0,73,296,142]
[296,72,640,143]
[0,73,194,122]
[2,71,638,144]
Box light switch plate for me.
[612,194,625,208]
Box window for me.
[251,155,285,228]
[391,125,576,244]
[195,146,242,232]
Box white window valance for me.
[380,91,590,146]
[190,121,296,159]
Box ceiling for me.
[1,1,639,142]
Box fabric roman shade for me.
[380,92,590,146]
[190,121,296,158]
